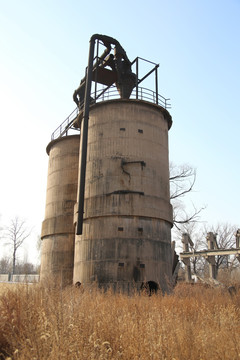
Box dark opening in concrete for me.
[140,281,159,295]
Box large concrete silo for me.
[40,34,175,292]
[73,99,173,292]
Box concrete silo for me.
[41,135,80,286]
[40,34,174,292]
[73,99,173,292]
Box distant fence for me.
[0,274,40,283]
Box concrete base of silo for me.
[73,216,172,293]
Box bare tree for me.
[170,163,196,200]
[4,217,31,275]
[169,163,205,229]
[15,261,38,275]
[0,256,11,274]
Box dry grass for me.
[0,282,240,360]
[0,284,16,296]
[0,283,31,296]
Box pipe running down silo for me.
[76,34,136,235]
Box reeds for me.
[0,282,240,359]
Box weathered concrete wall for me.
[41,135,80,286]
[0,274,9,282]
[12,274,40,282]
[0,274,40,282]
[73,100,173,292]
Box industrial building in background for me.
[40,34,177,293]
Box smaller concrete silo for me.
[40,135,79,286]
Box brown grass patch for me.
[0,283,19,296]
[0,282,240,359]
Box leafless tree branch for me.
[169,163,205,229]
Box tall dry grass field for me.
[0,282,240,359]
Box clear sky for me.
[0,0,240,262]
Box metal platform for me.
[51,85,171,141]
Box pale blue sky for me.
[0,0,240,261]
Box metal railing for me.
[51,86,171,141]
[94,86,171,109]
[51,107,79,140]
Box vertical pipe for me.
[155,66,158,105]
[94,40,99,98]
[76,37,96,235]
[136,57,139,99]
